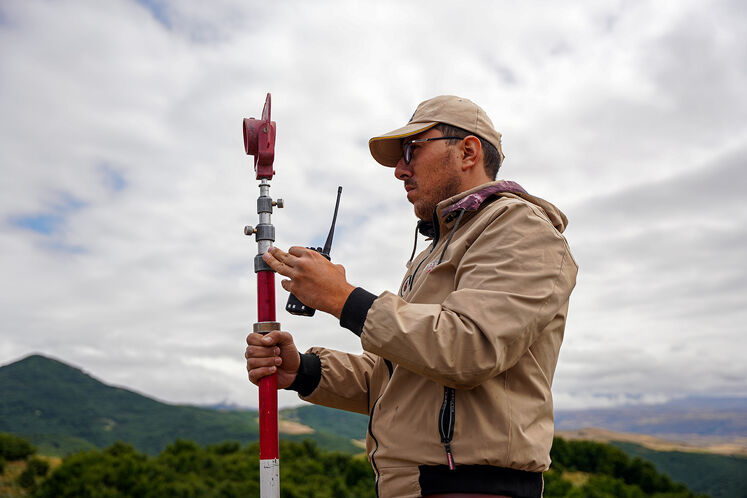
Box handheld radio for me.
[285,186,343,316]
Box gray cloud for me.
[1,0,745,410]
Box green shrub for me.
[208,441,240,455]
[0,432,36,460]
[27,456,50,476]
[35,439,375,498]
[17,466,37,490]
[543,469,573,497]
[551,437,702,497]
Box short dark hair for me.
[435,123,502,179]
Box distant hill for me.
[557,427,747,457]
[281,404,368,443]
[555,396,747,440]
[0,354,260,455]
[0,354,359,455]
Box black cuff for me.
[286,353,321,397]
[339,287,378,337]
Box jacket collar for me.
[438,180,527,218]
[417,180,528,242]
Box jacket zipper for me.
[368,395,383,496]
[408,209,465,292]
[438,386,456,470]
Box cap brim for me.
[368,122,438,167]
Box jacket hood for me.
[438,180,569,233]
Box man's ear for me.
[460,136,482,171]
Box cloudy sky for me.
[1,0,745,411]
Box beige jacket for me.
[295,180,578,498]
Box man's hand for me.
[262,246,355,318]
[245,330,300,388]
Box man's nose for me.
[394,157,411,180]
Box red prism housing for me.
[243,93,276,180]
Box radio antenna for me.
[286,186,343,317]
[322,186,342,256]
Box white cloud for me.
[1,0,745,410]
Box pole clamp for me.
[254,254,273,273]
[255,223,275,242]
[257,196,274,214]
[253,321,281,334]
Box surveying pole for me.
[242,93,282,498]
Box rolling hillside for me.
[0,354,360,455]
[610,441,747,498]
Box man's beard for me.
[413,154,462,220]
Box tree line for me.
[1,432,707,497]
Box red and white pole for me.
[253,253,280,496]
[243,94,281,497]
[251,182,281,498]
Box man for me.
[246,95,578,498]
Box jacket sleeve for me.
[359,200,578,390]
[298,347,377,415]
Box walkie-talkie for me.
[285,186,343,316]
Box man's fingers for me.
[270,246,304,266]
[244,327,297,388]
[266,245,288,258]
[246,330,284,346]
[245,344,280,359]
[262,247,300,278]
[247,355,282,370]
[287,246,311,257]
[266,329,294,348]
[246,340,284,385]
[262,251,290,276]
[247,365,277,385]
[246,333,280,350]
[246,332,268,346]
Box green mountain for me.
[0,354,360,456]
[281,404,367,442]
[0,354,260,455]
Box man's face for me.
[394,128,462,220]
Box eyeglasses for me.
[402,136,463,164]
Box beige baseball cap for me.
[368,95,505,167]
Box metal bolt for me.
[244,225,256,236]
[273,199,284,208]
